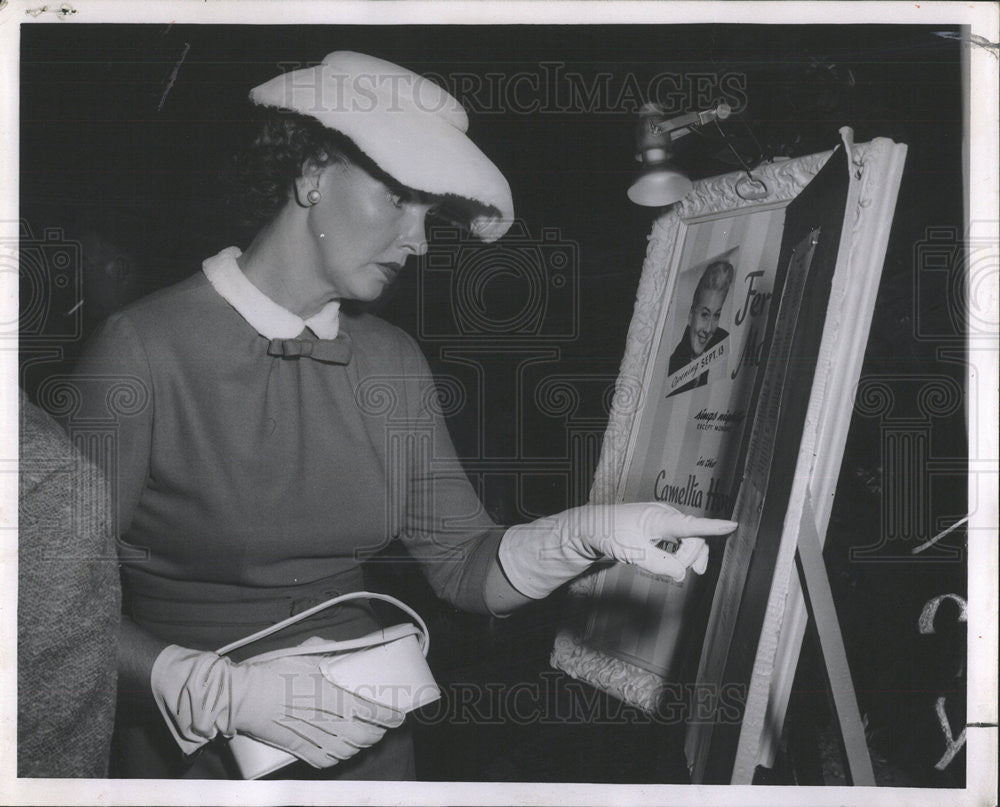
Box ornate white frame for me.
[551,131,908,747]
[550,147,835,711]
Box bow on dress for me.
[266,332,352,364]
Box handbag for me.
[214,590,440,779]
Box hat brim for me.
[319,105,512,242]
[250,59,513,242]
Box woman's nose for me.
[399,207,429,256]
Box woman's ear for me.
[294,158,326,208]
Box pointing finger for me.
[658,513,737,537]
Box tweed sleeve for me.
[17,395,121,777]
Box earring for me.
[306,189,322,205]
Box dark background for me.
[19,23,968,785]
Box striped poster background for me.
[585,205,787,678]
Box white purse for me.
[215,591,441,779]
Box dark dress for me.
[73,248,504,779]
[667,326,730,396]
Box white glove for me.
[498,503,737,599]
[150,640,405,768]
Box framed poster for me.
[551,145,839,709]
[583,191,792,681]
[552,128,908,765]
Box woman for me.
[667,259,735,396]
[75,51,736,780]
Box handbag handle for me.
[215,590,431,658]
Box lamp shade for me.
[627,165,694,207]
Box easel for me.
[791,497,875,785]
[686,134,908,785]
[550,134,909,784]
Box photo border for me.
[2,3,996,806]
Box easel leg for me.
[795,497,877,786]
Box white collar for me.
[202,246,341,340]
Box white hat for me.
[249,51,514,242]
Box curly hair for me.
[692,260,735,307]
[225,106,489,236]
[225,107,403,233]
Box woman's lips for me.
[377,261,403,281]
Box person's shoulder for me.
[94,271,229,350]
[668,329,690,371]
[342,308,409,339]
[19,391,88,495]
[342,310,423,360]
[110,271,219,325]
